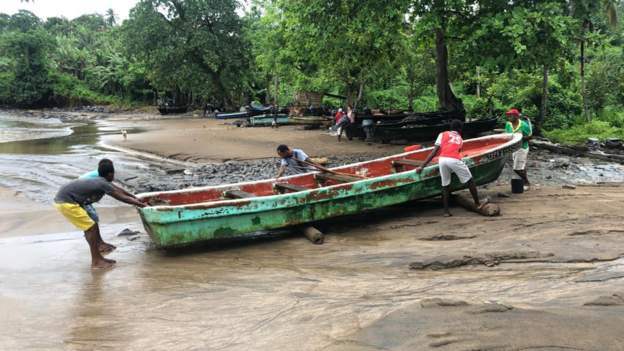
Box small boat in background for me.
[158,105,188,115]
[288,116,333,126]
[247,114,290,127]
[137,133,521,248]
[374,118,499,143]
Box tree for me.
[105,9,117,27]
[569,0,620,120]
[123,0,252,108]
[0,28,53,106]
[412,0,469,112]
[277,0,409,107]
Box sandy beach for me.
[1,111,623,350]
[101,118,407,163]
[1,183,623,350]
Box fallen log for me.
[300,226,324,244]
[531,140,624,164]
[452,195,500,217]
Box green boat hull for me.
[139,135,519,248]
[247,114,289,126]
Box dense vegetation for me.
[1,0,623,143]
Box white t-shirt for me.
[280,149,313,174]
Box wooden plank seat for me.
[224,190,255,199]
[274,183,310,194]
[392,158,424,169]
[315,172,362,184]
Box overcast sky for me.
[2,0,140,21]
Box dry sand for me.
[1,184,623,350]
[101,118,407,163]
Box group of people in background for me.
[331,105,355,141]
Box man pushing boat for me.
[275,144,329,178]
[54,159,146,268]
[416,120,487,217]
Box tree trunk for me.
[354,81,364,110]
[580,21,589,121]
[435,27,464,112]
[476,66,481,99]
[274,75,279,106]
[538,64,549,134]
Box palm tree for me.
[105,9,116,27]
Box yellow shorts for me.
[54,203,96,231]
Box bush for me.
[544,120,624,144]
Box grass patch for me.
[544,120,624,145]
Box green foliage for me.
[123,0,251,108]
[0,0,622,131]
[545,120,624,144]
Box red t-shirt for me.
[435,131,463,159]
[335,111,343,123]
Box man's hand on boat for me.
[110,189,147,208]
[415,167,423,174]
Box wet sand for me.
[101,118,407,163]
[2,184,624,350]
[0,187,138,238]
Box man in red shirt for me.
[334,108,344,124]
[416,120,486,216]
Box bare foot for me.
[443,212,453,217]
[92,258,116,269]
[477,198,490,210]
[99,242,116,253]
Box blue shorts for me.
[83,204,99,223]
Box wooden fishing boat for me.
[288,115,333,126]
[158,105,188,115]
[247,114,290,127]
[137,133,521,248]
[346,111,466,139]
[374,118,498,143]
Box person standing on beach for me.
[505,108,532,189]
[54,160,146,268]
[275,144,328,178]
[416,120,487,217]
[336,105,355,142]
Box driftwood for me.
[531,140,624,164]
[452,195,500,217]
[300,226,324,244]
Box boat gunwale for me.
[138,133,521,211]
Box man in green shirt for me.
[505,108,532,188]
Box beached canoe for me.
[247,114,290,127]
[374,118,499,143]
[137,133,522,248]
[288,116,333,126]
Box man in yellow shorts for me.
[54,160,146,268]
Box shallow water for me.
[0,113,158,203]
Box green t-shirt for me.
[505,120,531,149]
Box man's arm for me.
[303,158,331,173]
[109,189,146,207]
[415,145,440,174]
[524,122,532,141]
[112,183,138,199]
[276,165,286,178]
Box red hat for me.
[505,108,520,116]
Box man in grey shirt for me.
[275,144,328,178]
[54,160,146,269]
